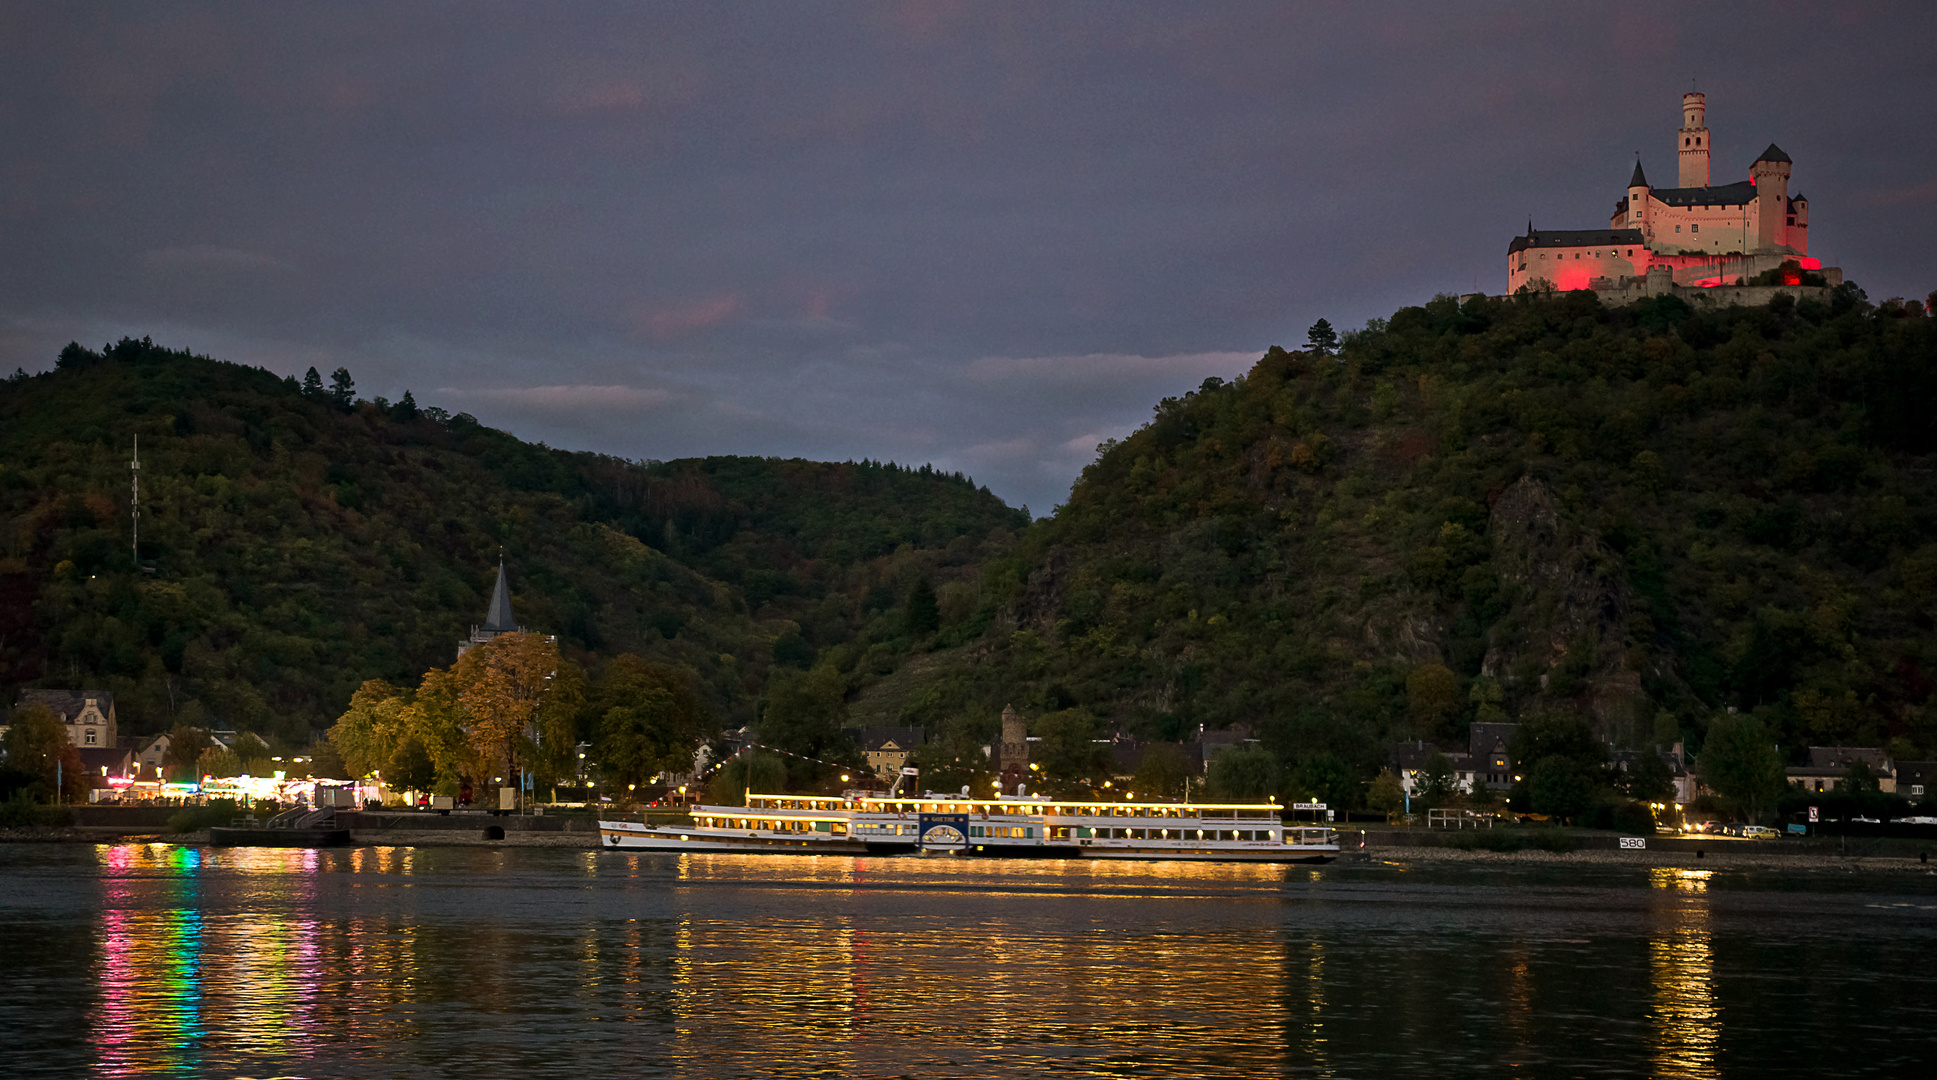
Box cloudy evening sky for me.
[3,2,1934,514]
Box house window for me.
[85,729,98,745]
[1914,785,1926,797]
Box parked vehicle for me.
[1739,824,1779,839]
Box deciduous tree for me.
[1206,744,1279,801]
[1697,712,1786,820]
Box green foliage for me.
[0,796,75,828]
[1290,751,1360,810]
[1307,320,1339,355]
[1205,745,1280,801]
[1129,742,1190,800]
[591,655,710,796]
[1030,708,1110,792]
[2,704,75,799]
[863,285,1937,811]
[905,578,941,637]
[1406,664,1460,738]
[165,798,242,833]
[389,735,436,793]
[0,338,1023,749]
[1528,755,1597,822]
[707,751,788,805]
[1367,770,1404,815]
[1618,751,1676,802]
[1698,712,1787,820]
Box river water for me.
[2,844,1933,1078]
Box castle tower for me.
[1626,159,1651,238]
[1677,92,1710,187]
[996,704,1030,793]
[999,705,1028,770]
[1751,144,1792,251]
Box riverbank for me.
[6,826,1934,872]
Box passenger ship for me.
[598,781,1338,863]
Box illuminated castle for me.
[1506,92,1834,294]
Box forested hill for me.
[0,338,1026,743]
[893,286,1937,790]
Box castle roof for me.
[1629,159,1649,188]
[1508,228,1644,255]
[1647,180,1758,207]
[1755,143,1792,164]
[483,561,519,632]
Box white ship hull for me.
[600,791,1338,863]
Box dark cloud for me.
[4,2,1933,514]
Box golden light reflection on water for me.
[614,855,1296,1074]
[1649,867,1719,1079]
[63,845,1888,1076]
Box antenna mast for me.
[130,435,140,568]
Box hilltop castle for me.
[1506,92,1835,295]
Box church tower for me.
[458,558,528,659]
[1677,92,1710,187]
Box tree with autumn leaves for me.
[328,633,709,806]
[329,632,579,801]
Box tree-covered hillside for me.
[0,338,1025,743]
[886,286,1937,796]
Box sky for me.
[3,3,1934,515]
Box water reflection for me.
[95,845,207,1076]
[1649,867,1719,1079]
[3,846,1922,1077]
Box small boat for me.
[599,773,1338,863]
[209,806,351,848]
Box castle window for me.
[1691,224,1699,233]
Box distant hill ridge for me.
[878,286,1937,788]
[0,337,1026,742]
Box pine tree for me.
[905,577,941,636]
[1306,319,1339,355]
[301,366,324,398]
[328,367,355,409]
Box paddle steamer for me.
[598,777,1337,862]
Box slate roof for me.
[483,561,519,632]
[1469,723,1518,760]
[851,725,925,753]
[1508,229,1645,255]
[1629,159,1649,188]
[1647,180,1758,208]
[1802,746,1892,773]
[14,689,114,721]
[1755,143,1791,164]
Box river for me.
[1,843,1933,1077]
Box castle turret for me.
[1751,143,1792,251]
[1626,159,1651,238]
[1677,92,1710,187]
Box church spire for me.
[483,559,518,632]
